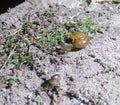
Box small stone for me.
[86,7,93,12]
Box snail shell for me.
[70,32,92,50]
[41,74,61,91]
[48,74,61,87]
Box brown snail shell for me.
[70,32,92,50]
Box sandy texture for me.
[0,0,120,105]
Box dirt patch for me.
[0,0,120,105]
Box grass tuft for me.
[0,17,103,70]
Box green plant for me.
[77,18,103,34]
[0,34,34,70]
[7,52,34,69]
[34,95,42,105]
[45,31,64,48]
[1,36,17,55]
[35,29,70,49]
[6,76,17,88]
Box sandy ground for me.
[0,0,120,105]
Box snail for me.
[61,32,92,51]
[48,74,61,87]
[41,74,61,91]
[71,31,92,50]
